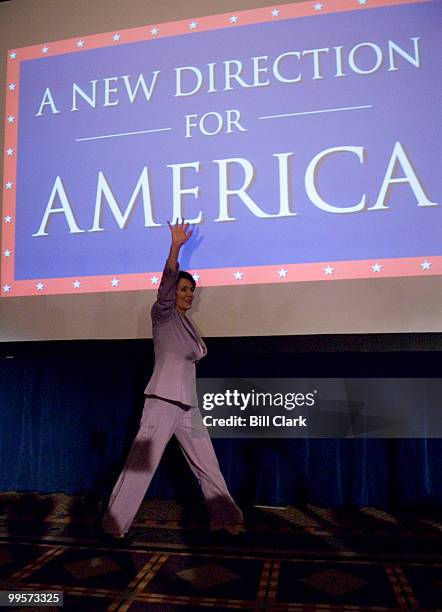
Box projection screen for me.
[0,0,440,340]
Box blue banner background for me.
[15,3,441,280]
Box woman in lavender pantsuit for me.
[101,222,243,538]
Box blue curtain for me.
[0,344,440,508]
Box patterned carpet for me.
[0,493,440,611]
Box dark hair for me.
[177,270,196,289]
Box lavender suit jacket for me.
[144,264,207,407]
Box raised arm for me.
[151,221,193,322]
[165,221,193,271]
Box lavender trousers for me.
[101,396,243,536]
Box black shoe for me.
[211,528,245,545]
[97,529,131,546]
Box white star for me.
[358,0,367,4]
[8,83,16,91]
[76,40,85,48]
[150,275,159,285]
[3,250,11,257]
[2,284,11,293]
[150,27,159,35]
[324,266,334,275]
[372,263,382,272]
[189,21,198,29]
[192,273,200,282]
[234,271,244,280]
[111,278,119,287]
[278,268,288,278]
[112,33,121,41]
[5,182,13,190]
[7,115,15,123]
[230,15,238,23]
[6,148,14,156]
[9,52,17,59]
[36,282,44,291]
[4,216,12,223]
[41,46,49,54]
[271,9,280,16]
[421,259,432,270]
[314,2,324,10]
[72,280,81,288]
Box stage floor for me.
[0,493,440,611]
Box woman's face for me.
[175,278,195,313]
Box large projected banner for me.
[1,0,440,297]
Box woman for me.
[101,221,243,538]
